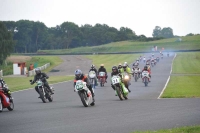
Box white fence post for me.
[0,70,3,77]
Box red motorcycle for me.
[98,72,106,87]
[0,86,14,112]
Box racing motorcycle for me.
[132,68,140,82]
[74,80,94,107]
[30,79,53,103]
[0,84,14,112]
[151,60,154,67]
[111,75,128,100]
[141,71,150,87]
[98,72,106,87]
[88,70,97,89]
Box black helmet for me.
[112,66,118,73]
[35,68,41,75]
[144,66,148,70]
[75,69,82,78]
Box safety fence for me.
[28,63,50,77]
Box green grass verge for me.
[38,35,200,54]
[161,76,200,98]
[172,52,200,74]
[25,56,63,73]
[4,76,74,92]
[85,54,142,72]
[132,125,200,133]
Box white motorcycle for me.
[133,68,140,82]
[88,70,97,89]
[74,80,94,107]
[141,71,150,87]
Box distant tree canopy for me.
[2,20,167,53]
[152,26,174,38]
[0,22,15,65]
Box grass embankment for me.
[85,54,142,72]
[38,35,200,54]
[3,56,74,92]
[132,125,200,133]
[161,52,200,98]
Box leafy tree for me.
[152,26,162,37]
[0,22,15,65]
[161,27,174,38]
[186,33,194,36]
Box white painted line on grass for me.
[158,53,177,99]
[12,80,72,93]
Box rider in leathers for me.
[98,64,108,82]
[31,68,54,98]
[74,69,95,103]
[0,78,12,98]
[89,64,98,86]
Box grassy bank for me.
[162,76,200,98]
[162,52,200,98]
[85,54,142,72]
[132,125,200,133]
[5,75,74,92]
[38,35,200,54]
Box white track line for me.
[157,53,177,99]
[12,80,72,93]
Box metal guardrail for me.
[0,70,3,77]
[28,63,50,77]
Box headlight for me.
[124,75,129,79]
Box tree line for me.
[1,20,168,53]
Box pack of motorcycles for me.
[0,53,165,111]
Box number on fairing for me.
[112,77,120,84]
[75,81,84,90]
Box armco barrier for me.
[28,63,50,77]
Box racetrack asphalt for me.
[0,53,199,133]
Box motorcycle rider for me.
[98,64,108,82]
[141,66,151,82]
[118,63,124,73]
[0,78,12,98]
[132,65,141,78]
[89,64,98,86]
[111,66,130,94]
[30,68,54,98]
[74,69,95,103]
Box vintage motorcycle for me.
[98,72,106,87]
[111,75,128,100]
[141,71,150,87]
[74,80,94,107]
[88,70,97,89]
[0,84,14,112]
[30,79,53,103]
[132,68,140,82]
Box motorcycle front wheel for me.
[39,88,47,103]
[79,92,89,107]
[115,86,123,100]
[0,99,3,112]
[7,100,14,111]
[144,77,148,87]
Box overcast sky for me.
[0,0,199,37]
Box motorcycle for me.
[0,84,14,112]
[98,72,106,87]
[88,70,97,89]
[111,75,128,100]
[156,57,160,62]
[141,71,150,87]
[133,69,140,82]
[74,80,94,107]
[30,79,53,103]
